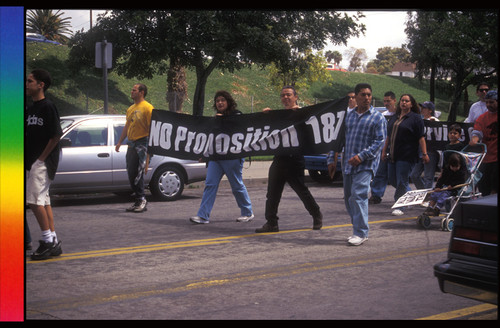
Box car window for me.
[60,119,74,131]
[113,123,128,145]
[65,121,108,147]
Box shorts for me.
[26,159,52,206]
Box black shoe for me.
[424,207,440,216]
[313,212,323,230]
[369,196,382,204]
[430,207,440,216]
[50,240,63,257]
[255,223,279,233]
[30,240,54,261]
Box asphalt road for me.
[25,178,497,320]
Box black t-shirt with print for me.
[25,98,63,179]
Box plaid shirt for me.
[341,106,387,175]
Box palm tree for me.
[26,9,73,45]
[325,50,342,67]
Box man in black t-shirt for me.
[25,69,63,261]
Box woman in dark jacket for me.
[382,94,429,215]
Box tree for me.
[166,58,188,113]
[346,47,367,72]
[26,9,73,45]
[325,50,342,66]
[366,47,410,74]
[268,50,332,91]
[405,10,498,121]
[68,10,365,116]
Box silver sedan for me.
[50,115,207,201]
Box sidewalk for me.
[212,160,271,188]
[238,160,272,186]
[191,160,313,189]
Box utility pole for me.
[95,39,112,114]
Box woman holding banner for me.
[189,91,254,224]
[382,94,429,216]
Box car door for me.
[52,118,113,191]
[110,119,131,187]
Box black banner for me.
[423,120,474,151]
[147,97,475,160]
[148,97,349,160]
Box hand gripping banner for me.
[148,97,349,160]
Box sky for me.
[61,9,410,69]
[327,11,409,68]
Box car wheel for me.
[150,165,185,201]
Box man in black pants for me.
[256,86,323,233]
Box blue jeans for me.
[197,158,252,220]
[410,152,439,189]
[370,159,388,198]
[430,190,451,209]
[343,170,372,238]
[388,160,415,202]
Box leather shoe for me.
[313,212,323,230]
[255,223,279,233]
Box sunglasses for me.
[478,88,489,92]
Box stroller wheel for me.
[444,218,454,232]
[418,214,432,229]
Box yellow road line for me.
[416,303,497,320]
[28,240,232,262]
[28,244,447,312]
[28,215,489,320]
[27,216,420,263]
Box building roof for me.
[391,62,416,72]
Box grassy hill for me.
[26,42,471,121]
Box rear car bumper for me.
[434,259,498,304]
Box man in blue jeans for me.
[340,83,387,246]
[115,84,154,212]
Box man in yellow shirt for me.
[116,83,154,212]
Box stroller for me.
[392,143,487,231]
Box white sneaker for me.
[348,235,367,246]
[133,198,147,212]
[391,209,404,216]
[189,216,209,224]
[236,214,254,222]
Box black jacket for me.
[435,164,469,196]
